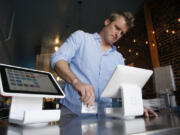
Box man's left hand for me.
[144,106,158,118]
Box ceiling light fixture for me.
[54,46,59,51]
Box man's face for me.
[103,16,129,45]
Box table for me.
[1,112,180,135]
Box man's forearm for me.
[54,60,79,85]
[54,60,95,106]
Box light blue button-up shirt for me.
[51,30,124,115]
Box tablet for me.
[101,65,153,98]
[0,64,65,98]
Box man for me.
[51,11,158,118]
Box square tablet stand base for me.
[100,84,144,119]
[9,97,60,125]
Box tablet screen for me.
[0,64,64,96]
[5,68,58,93]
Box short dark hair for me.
[108,11,135,29]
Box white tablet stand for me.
[9,97,61,125]
[0,64,65,125]
[101,65,153,119]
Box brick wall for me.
[150,0,180,103]
[116,0,180,103]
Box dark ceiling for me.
[2,0,155,68]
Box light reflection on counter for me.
[4,113,180,135]
[7,124,60,135]
[60,116,146,135]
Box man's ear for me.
[104,19,111,26]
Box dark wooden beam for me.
[144,0,160,68]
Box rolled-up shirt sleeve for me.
[50,30,83,69]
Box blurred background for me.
[0,0,179,108]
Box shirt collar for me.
[111,45,117,51]
[93,32,101,42]
[93,32,117,52]
[105,45,116,55]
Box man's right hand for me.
[72,79,95,107]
